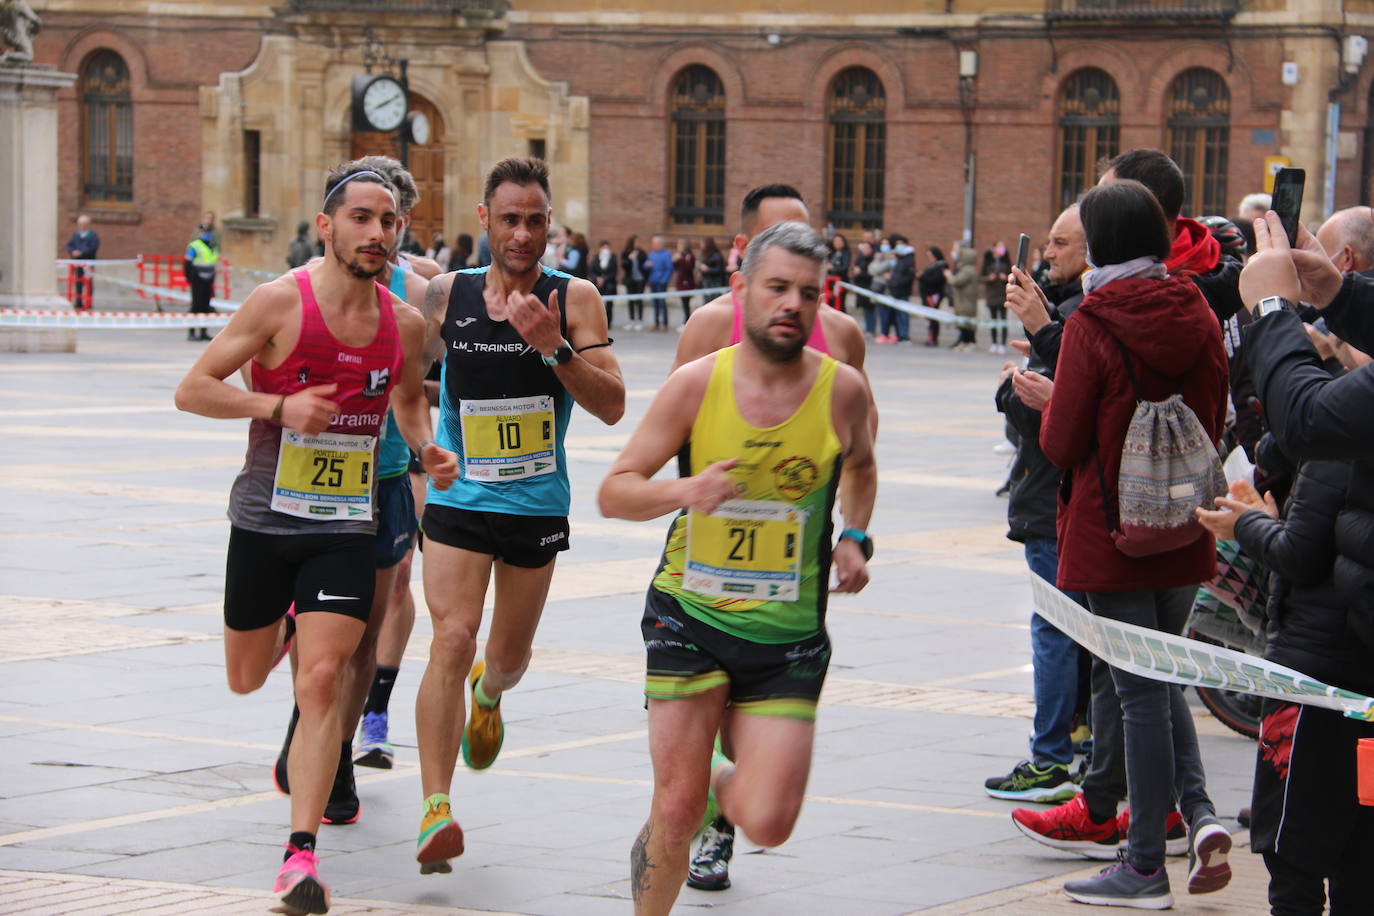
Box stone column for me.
[0,64,78,352]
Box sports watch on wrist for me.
[540,340,574,367]
[1252,295,1297,321]
[838,527,874,561]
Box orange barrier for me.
[135,254,232,309]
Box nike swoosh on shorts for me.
[316,590,358,602]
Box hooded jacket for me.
[1244,276,1374,650]
[1040,274,1229,593]
[1231,458,1374,695]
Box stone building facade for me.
[29,1,1374,272]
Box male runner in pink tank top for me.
[175,163,456,916]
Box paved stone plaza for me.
[1,327,1270,914]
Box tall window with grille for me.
[668,66,726,227]
[81,50,133,204]
[827,68,886,230]
[1056,68,1119,211]
[1167,68,1230,216]
[1362,81,1374,205]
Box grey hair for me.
[741,221,830,278]
[1239,192,1271,213]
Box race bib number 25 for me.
[271,429,375,520]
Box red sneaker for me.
[271,845,329,915]
[1011,794,1121,860]
[1117,807,1190,857]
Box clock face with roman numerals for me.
[362,76,406,132]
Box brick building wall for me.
[519,24,1295,256]
[35,12,265,260]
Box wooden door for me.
[350,92,446,252]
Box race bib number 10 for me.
[460,395,557,482]
[685,499,804,602]
[271,429,375,520]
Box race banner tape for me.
[1030,575,1374,722]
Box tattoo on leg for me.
[631,821,655,904]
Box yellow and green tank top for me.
[652,345,843,644]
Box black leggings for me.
[987,304,1006,345]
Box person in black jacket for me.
[1239,212,1374,650]
[885,234,916,343]
[1197,454,1374,915]
[918,247,949,347]
[589,240,619,327]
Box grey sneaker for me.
[1063,851,1173,909]
[685,815,733,891]
[1186,813,1232,894]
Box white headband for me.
[323,170,388,209]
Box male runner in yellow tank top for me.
[599,222,877,915]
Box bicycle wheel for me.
[1187,628,1262,740]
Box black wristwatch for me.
[1252,295,1298,321]
[540,339,574,366]
[838,527,874,561]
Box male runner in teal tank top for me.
[411,157,626,875]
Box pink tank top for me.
[228,269,403,534]
[729,289,830,355]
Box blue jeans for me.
[1024,538,1083,767]
[862,303,877,336]
[1087,587,1214,872]
[649,281,669,327]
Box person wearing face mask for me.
[868,238,895,341]
[946,243,980,351]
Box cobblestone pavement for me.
[2,328,1268,914]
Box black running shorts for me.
[421,504,569,569]
[224,526,375,631]
[641,587,831,722]
[373,474,417,570]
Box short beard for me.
[744,320,808,363]
[333,238,385,280]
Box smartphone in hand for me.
[1011,233,1030,286]
[1271,168,1305,247]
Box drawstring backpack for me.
[1095,338,1227,558]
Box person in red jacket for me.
[1032,179,1232,909]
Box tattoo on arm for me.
[422,279,447,363]
[630,821,655,904]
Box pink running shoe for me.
[271,845,330,915]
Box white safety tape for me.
[600,285,729,303]
[94,275,241,312]
[1031,575,1374,721]
[0,309,231,329]
[836,281,1005,329]
[53,258,143,267]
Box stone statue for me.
[1,1,41,64]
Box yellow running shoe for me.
[416,793,464,875]
[461,661,504,770]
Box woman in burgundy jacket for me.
[1039,180,1231,907]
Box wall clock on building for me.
[406,110,430,146]
[352,74,407,133]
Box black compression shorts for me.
[224,526,375,631]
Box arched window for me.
[1056,68,1119,211]
[80,50,133,204]
[669,66,726,227]
[827,67,886,230]
[1167,68,1230,216]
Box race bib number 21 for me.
[685,499,804,602]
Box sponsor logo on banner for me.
[773,456,818,500]
[723,583,754,594]
[499,467,525,477]
[308,505,335,516]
